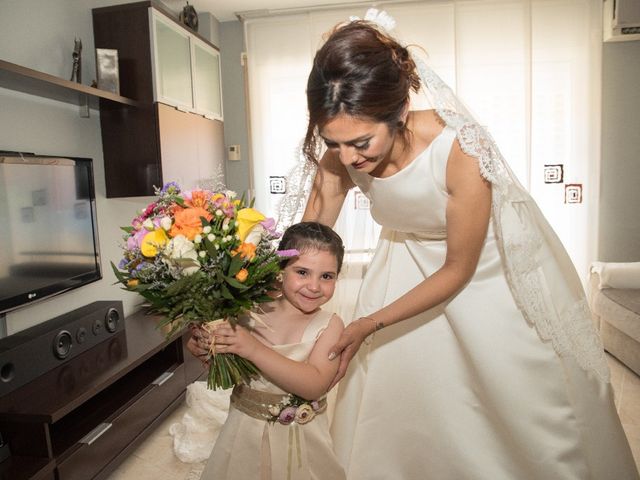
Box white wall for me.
[0,0,200,334]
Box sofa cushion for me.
[602,288,640,317]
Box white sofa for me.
[589,262,640,376]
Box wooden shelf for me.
[0,59,141,109]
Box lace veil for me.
[277,9,609,382]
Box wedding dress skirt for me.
[330,126,639,479]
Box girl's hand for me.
[187,324,212,367]
[326,318,373,389]
[212,321,262,360]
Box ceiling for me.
[162,0,377,22]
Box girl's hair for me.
[303,20,421,164]
[278,222,345,273]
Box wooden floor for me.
[107,353,640,479]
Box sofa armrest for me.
[589,261,640,290]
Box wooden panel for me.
[92,2,154,103]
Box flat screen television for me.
[0,153,101,314]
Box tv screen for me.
[0,154,101,314]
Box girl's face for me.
[320,113,395,174]
[281,248,338,314]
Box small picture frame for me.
[96,48,120,94]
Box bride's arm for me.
[327,139,492,387]
[302,150,354,225]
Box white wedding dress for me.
[329,124,639,479]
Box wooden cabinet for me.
[92,1,225,198]
[0,311,204,480]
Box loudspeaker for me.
[0,301,125,396]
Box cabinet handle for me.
[79,422,112,445]
[152,371,174,386]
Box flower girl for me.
[191,221,346,480]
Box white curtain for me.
[244,0,602,315]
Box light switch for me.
[228,145,241,161]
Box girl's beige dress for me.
[330,125,639,479]
[200,309,345,480]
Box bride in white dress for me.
[296,14,639,480]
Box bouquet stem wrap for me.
[202,319,260,390]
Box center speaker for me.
[0,300,125,396]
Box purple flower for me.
[278,406,297,425]
[161,182,180,194]
[118,258,128,269]
[310,400,320,411]
[277,249,300,258]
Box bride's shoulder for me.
[409,109,447,143]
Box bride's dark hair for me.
[303,21,421,164]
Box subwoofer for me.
[0,301,125,396]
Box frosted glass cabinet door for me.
[151,11,193,109]
[192,38,223,120]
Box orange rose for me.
[235,269,249,282]
[169,207,213,240]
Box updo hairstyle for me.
[303,20,421,164]
[278,222,345,273]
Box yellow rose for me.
[127,279,139,287]
[236,208,266,242]
[141,228,169,257]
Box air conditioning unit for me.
[603,0,640,42]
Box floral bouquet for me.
[112,182,285,390]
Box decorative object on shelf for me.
[96,48,120,94]
[179,1,199,31]
[70,37,82,83]
[112,183,291,390]
[544,164,564,184]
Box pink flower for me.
[126,228,148,250]
[310,401,320,411]
[278,406,297,425]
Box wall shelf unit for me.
[0,59,140,109]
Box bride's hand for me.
[327,318,375,389]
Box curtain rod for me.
[235,0,423,21]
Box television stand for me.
[0,310,204,480]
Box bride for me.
[184,10,639,479]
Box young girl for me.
[194,221,346,480]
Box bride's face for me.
[320,114,395,173]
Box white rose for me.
[194,234,202,244]
[203,225,212,234]
[143,218,154,231]
[225,190,237,199]
[160,216,172,231]
[244,224,264,246]
[163,235,200,277]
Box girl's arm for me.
[213,315,344,400]
[327,139,492,387]
[302,150,354,226]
